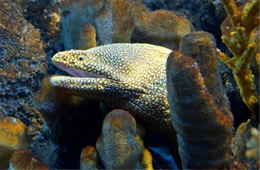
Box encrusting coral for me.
[218,0,259,121]
[20,0,61,38]
[0,1,49,166]
[166,31,234,169]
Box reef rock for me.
[9,149,49,170]
[0,116,29,169]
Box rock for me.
[9,149,48,170]
[0,116,29,169]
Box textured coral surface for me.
[166,32,234,169]
[0,117,29,169]
[0,0,47,123]
[9,149,49,169]
[0,0,48,162]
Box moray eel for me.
[50,43,174,134]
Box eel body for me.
[50,43,173,134]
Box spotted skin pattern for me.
[51,43,174,134]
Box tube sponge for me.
[80,145,99,170]
[166,32,234,169]
[96,109,143,169]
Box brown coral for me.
[96,109,143,169]
[0,117,29,169]
[58,0,193,49]
[60,0,104,49]
[218,0,259,121]
[80,145,99,170]
[9,149,49,169]
[166,31,234,169]
[20,0,61,38]
[0,0,47,166]
[229,119,260,169]
[131,3,194,49]
[95,0,135,44]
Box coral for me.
[0,0,48,166]
[58,0,193,49]
[140,147,154,170]
[96,109,143,169]
[245,125,260,161]
[229,119,260,169]
[166,31,234,169]
[9,149,49,169]
[80,145,99,170]
[20,0,61,38]
[218,0,259,121]
[130,3,194,49]
[0,117,29,169]
[78,23,97,49]
[79,112,153,170]
[95,0,135,44]
[59,0,104,49]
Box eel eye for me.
[78,56,84,61]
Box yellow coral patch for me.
[0,117,27,148]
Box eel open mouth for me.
[54,62,107,78]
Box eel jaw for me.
[50,61,110,94]
[53,62,107,78]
